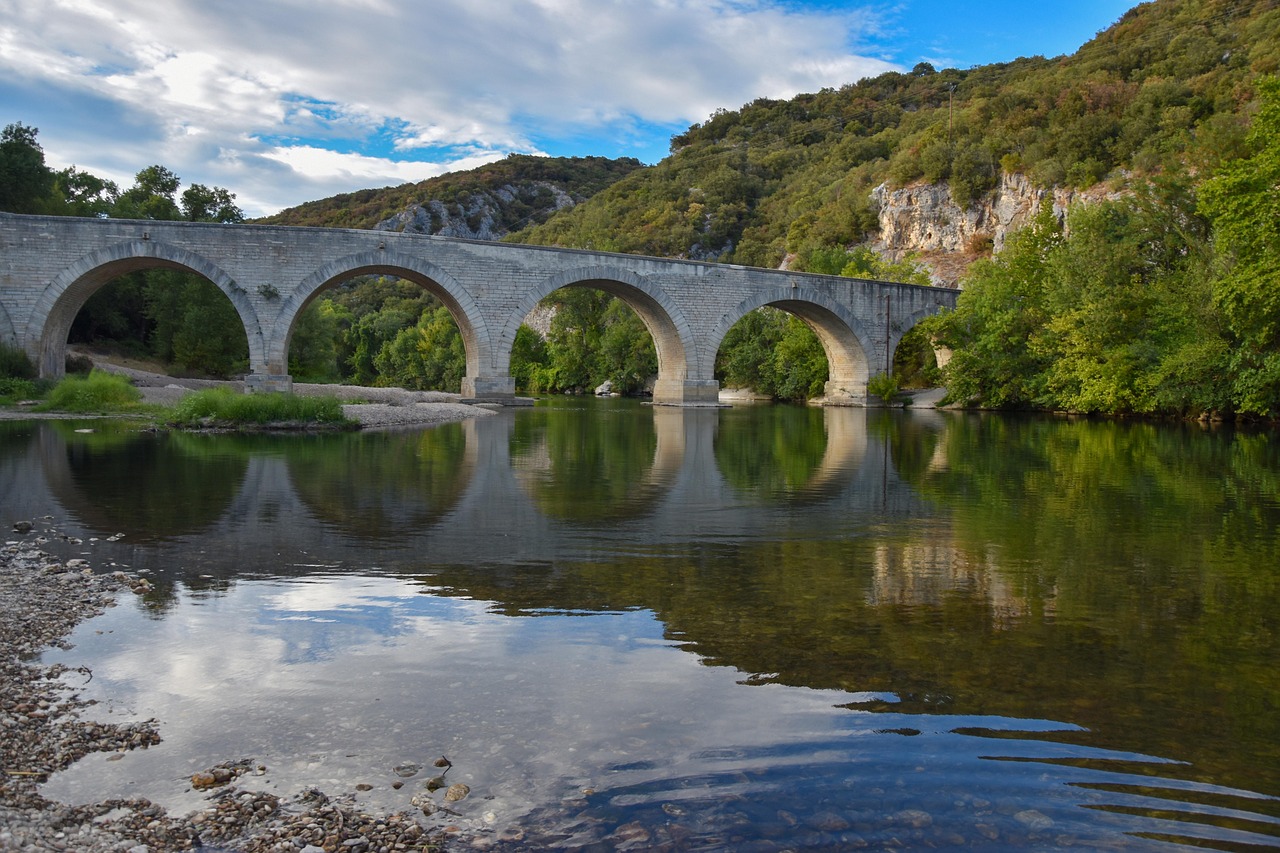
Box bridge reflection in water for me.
[18,402,912,571]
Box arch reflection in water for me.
[714,404,868,502]
[46,423,249,540]
[510,398,680,524]
[285,423,473,540]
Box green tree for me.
[288,302,342,382]
[373,306,466,392]
[716,307,788,390]
[169,281,248,377]
[599,300,657,394]
[181,183,244,223]
[510,324,550,393]
[53,167,119,217]
[0,122,54,213]
[114,165,182,220]
[1199,77,1280,416]
[929,203,1062,407]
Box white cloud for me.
[0,0,899,215]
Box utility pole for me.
[947,83,957,146]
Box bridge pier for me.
[821,379,868,407]
[460,375,515,404]
[245,373,294,394]
[652,379,721,406]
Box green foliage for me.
[167,388,351,427]
[0,342,35,379]
[510,324,550,393]
[181,183,244,223]
[373,306,466,392]
[892,324,941,389]
[715,308,828,401]
[0,377,42,404]
[37,370,143,412]
[288,302,343,382]
[929,203,1062,408]
[866,372,901,402]
[933,175,1234,416]
[0,122,54,213]
[1199,76,1280,416]
[599,299,658,394]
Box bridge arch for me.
[274,251,491,392]
[27,240,259,379]
[712,288,878,403]
[507,265,704,402]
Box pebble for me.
[0,534,462,852]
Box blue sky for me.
[0,0,1138,217]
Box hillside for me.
[257,153,644,238]
[509,0,1279,285]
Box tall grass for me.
[36,370,143,412]
[0,343,36,380]
[168,388,353,428]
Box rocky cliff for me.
[872,173,1122,288]
[375,181,576,241]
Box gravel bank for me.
[0,531,465,852]
[16,354,503,430]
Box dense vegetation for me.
[927,75,1280,417]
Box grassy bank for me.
[33,370,149,413]
[165,387,355,430]
[2,369,357,430]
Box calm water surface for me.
[3,399,1279,850]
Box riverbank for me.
[0,533,459,852]
[1,352,499,430]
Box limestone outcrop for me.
[871,173,1122,287]
[375,181,576,241]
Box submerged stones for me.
[1,531,472,851]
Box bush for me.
[0,377,41,404]
[167,387,352,428]
[37,370,143,412]
[867,371,902,402]
[0,343,35,379]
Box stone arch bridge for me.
[0,212,957,404]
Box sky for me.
[0,0,1139,218]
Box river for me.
[2,399,1278,849]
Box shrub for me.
[0,343,35,379]
[167,387,352,428]
[867,371,902,402]
[0,377,41,403]
[37,370,142,412]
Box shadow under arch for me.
[284,423,476,541]
[28,239,259,379]
[510,400,682,524]
[38,423,249,540]
[506,265,701,388]
[272,252,488,381]
[712,289,876,402]
[714,405,868,503]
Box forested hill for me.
[509,0,1279,282]
[257,154,644,239]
